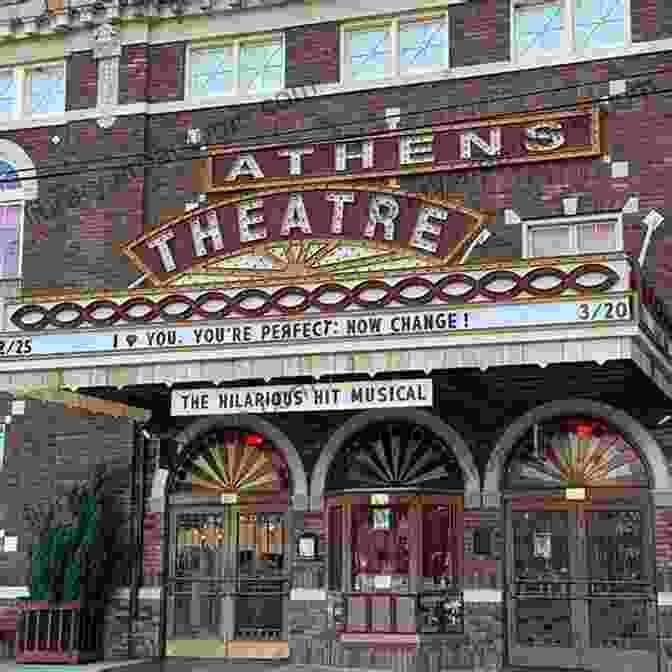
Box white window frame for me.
[0,61,66,121]
[522,213,624,259]
[0,200,25,279]
[186,33,285,101]
[511,0,631,64]
[341,11,450,85]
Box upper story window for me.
[512,0,628,62]
[524,215,623,258]
[189,36,284,99]
[0,159,23,278]
[342,13,449,83]
[0,62,65,119]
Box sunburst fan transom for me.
[185,432,286,496]
[506,418,649,489]
[330,422,462,491]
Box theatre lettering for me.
[124,186,484,280]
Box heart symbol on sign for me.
[126,335,138,347]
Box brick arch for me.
[483,398,670,504]
[309,408,480,511]
[161,414,308,510]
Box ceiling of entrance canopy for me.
[326,421,464,492]
[168,238,451,288]
[505,417,650,490]
[176,430,289,496]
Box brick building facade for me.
[0,0,671,670]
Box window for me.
[512,0,628,61]
[524,215,622,258]
[0,159,23,278]
[342,13,449,83]
[189,36,284,99]
[0,62,65,119]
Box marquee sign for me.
[123,186,485,286]
[170,379,433,416]
[0,298,632,360]
[208,107,600,192]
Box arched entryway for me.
[163,418,302,659]
[317,409,478,641]
[494,401,660,672]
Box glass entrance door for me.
[166,506,289,657]
[506,496,657,671]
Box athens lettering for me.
[128,186,482,279]
[209,107,599,190]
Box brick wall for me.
[450,0,509,67]
[142,511,162,583]
[148,43,186,102]
[66,52,97,110]
[0,396,136,588]
[285,21,339,88]
[119,45,149,104]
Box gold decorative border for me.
[122,184,488,288]
[205,106,602,195]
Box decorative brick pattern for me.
[657,509,672,565]
[285,21,339,88]
[148,43,186,102]
[66,52,97,111]
[119,45,149,104]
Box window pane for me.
[514,1,564,57]
[577,220,617,253]
[347,28,390,81]
[529,225,571,256]
[239,41,283,95]
[0,71,15,116]
[0,206,19,277]
[400,18,448,70]
[0,160,20,193]
[576,0,626,50]
[29,66,65,115]
[190,47,234,98]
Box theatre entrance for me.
[164,428,290,659]
[504,416,658,672]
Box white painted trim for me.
[0,586,28,599]
[523,213,623,260]
[290,588,326,601]
[0,321,640,375]
[1,32,672,135]
[511,0,632,67]
[463,589,501,603]
[186,32,286,102]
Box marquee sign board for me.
[170,379,433,416]
[122,186,485,286]
[0,298,632,360]
[208,107,600,192]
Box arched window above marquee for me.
[504,416,650,491]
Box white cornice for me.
[0,0,466,45]
[1,36,672,135]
